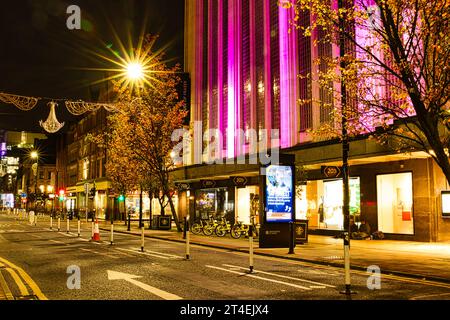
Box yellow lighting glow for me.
[126,62,144,80]
[31,151,38,159]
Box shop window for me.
[194,188,234,222]
[377,172,413,235]
[300,178,360,230]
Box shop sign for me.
[201,180,216,188]
[265,165,293,223]
[176,182,191,190]
[232,176,248,187]
[321,166,342,178]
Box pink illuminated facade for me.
[178,0,450,242]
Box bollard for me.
[67,218,70,234]
[58,217,61,232]
[34,213,37,226]
[288,222,295,254]
[91,221,94,239]
[77,217,81,237]
[127,214,131,232]
[110,221,114,245]
[50,216,53,230]
[340,232,356,295]
[185,218,190,260]
[249,225,254,273]
[141,227,145,252]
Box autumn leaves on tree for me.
[284,0,450,184]
[91,35,187,231]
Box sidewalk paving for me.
[98,220,450,284]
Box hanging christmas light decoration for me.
[39,101,65,133]
[65,101,117,115]
[0,92,39,110]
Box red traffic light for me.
[59,189,65,196]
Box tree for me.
[105,36,188,231]
[284,0,450,184]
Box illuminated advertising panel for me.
[442,191,450,217]
[265,165,293,222]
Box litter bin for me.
[151,215,172,230]
[294,219,309,244]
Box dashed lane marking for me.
[205,265,312,290]
[222,264,335,288]
[49,240,66,245]
[116,248,171,260]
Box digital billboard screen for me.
[265,165,293,223]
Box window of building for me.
[82,158,89,180]
[377,172,414,235]
[299,177,360,230]
[39,171,44,179]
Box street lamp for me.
[126,62,144,80]
[30,151,39,213]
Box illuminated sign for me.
[265,165,293,223]
[442,191,450,217]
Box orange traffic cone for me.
[92,218,101,242]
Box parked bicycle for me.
[230,221,259,239]
[214,217,232,237]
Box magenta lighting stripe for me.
[279,1,298,148]
[263,0,272,142]
[218,0,224,158]
[227,0,238,158]
[279,3,290,148]
[208,0,213,132]
[249,0,257,141]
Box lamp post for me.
[31,151,38,213]
[338,0,355,296]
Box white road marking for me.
[30,234,42,239]
[107,270,182,300]
[116,248,170,259]
[410,292,450,300]
[143,250,183,259]
[205,265,312,290]
[49,240,66,245]
[223,264,335,288]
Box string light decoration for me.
[39,102,65,133]
[65,101,117,115]
[0,92,39,110]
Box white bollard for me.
[110,222,114,245]
[50,216,53,230]
[78,219,81,237]
[141,227,145,252]
[67,218,70,234]
[58,217,61,232]
[91,221,94,239]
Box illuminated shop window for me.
[377,172,413,235]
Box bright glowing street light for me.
[30,151,38,159]
[126,62,144,80]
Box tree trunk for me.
[139,187,143,228]
[168,195,182,232]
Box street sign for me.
[321,166,342,178]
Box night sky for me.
[0,0,185,133]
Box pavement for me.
[94,219,450,284]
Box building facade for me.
[175,0,450,242]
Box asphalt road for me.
[1,213,450,302]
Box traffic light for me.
[118,194,125,202]
[59,189,65,201]
[89,187,96,198]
